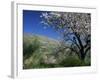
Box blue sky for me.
[23,10,60,40]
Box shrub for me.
[59,56,83,67]
[23,37,40,59]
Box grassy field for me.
[23,34,91,69]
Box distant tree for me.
[41,12,91,61]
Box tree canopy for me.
[41,12,91,61]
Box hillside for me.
[23,34,60,69]
[23,34,60,46]
[23,34,90,69]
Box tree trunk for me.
[80,48,85,61]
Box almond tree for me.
[40,12,91,61]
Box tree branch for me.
[84,45,90,55]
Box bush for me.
[59,56,83,67]
[23,37,40,59]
